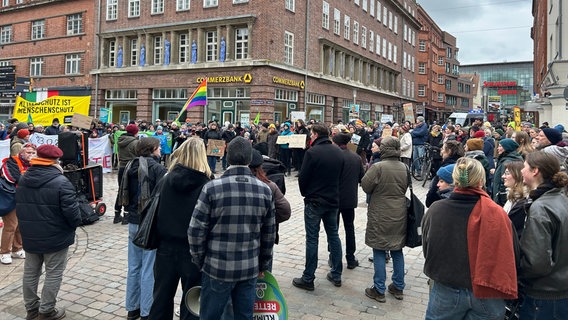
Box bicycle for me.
[411,144,433,187]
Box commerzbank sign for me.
[196,74,252,84]
[272,76,305,89]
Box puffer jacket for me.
[520,188,568,299]
[16,164,82,254]
[362,139,408,250]
[117,133,139,168]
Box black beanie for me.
[227,136,252,165]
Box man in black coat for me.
[333,132,365,269]
[16,144,82,320]
[293,123,345,291]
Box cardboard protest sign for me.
[288,134,307,149]
[71,113,93,130]
[206,139,225,157]
[276,135,291,145]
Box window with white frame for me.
[30,57,43,76]
[344,15,350,40]
[65,54,81,74]
[382,38,386,57]
[177,0,190,11]
[370,0,374,17]
[411,56,415,72]
[108,40,116,67]
[106,0,118,20]
[402,79,406,96]
[388,11,393,30]
[383,7,387,26]
[376,34,380,55]
[353,21,359,45]
[0,61,10,66]
[206,31,217,62]
[354,0,359,5]
[233,0,248,3]
[284,31,294,65]
[404,24,407,42]
[418,62,425,74]
[31,20,45,40]
[285,0,294,12]
[130,39,138,66]
[369,30,374,52]
[1,25,12,44]
[393,45,397,63]
[418,84,425,97]
[419,39,426,51]
[361,26,367,48]
[438,56,444,66]
[235,27,249,60]
[154,35,163,64]
[152,0,164,14]
[67,14,83,35]
[387,42,392,61]
[438,92,444,102]
[411,30,415,46]
[2,0,8,7]
[322,1,329,30]
[204,0,217,7]
[377,1,381,22]
[179,33,189,63]
[394,15,398,33]
[403,52,406,69]
[362,0,367,11]
[411,81,415,97]
[438,74,444,84]
[333,9,340,35]
[129,0,140,17]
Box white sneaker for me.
[0,254,12,264]
[11,250,25,259]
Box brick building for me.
[415,5,473,124]
[0,0,95,121]
[94,0,421,125]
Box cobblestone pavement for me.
[0,168,431,319]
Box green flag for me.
[27,113,33,123]
[253,112,260,125]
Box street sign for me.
[15,85,31,92]
[0,66,16,74]
[0,83,15,90]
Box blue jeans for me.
[425,281,505,320]
[207,156,218,173]
[126,224,156,317]
[302,201,342,282]
[413,144,425,173]
[519,295,568,320]
[372,249,404,294]
[200,273,257,320]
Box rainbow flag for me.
[177,79,207,119]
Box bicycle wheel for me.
[421,160,432,187]
[412,158,424,181]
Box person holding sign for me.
[203,122,223,174]
[278,122,294,176]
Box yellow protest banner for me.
[513,106,521,131]
[13,95,91,126]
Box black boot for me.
[113,211,122,224]
[122,212,129,225]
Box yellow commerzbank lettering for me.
[196,75,245,83]
[272,76,304,89]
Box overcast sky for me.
[418,0,533,65]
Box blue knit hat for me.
[437,164,455,185]
[499,138,519,153]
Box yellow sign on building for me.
[13,95,91,126]
[196,74,252,84]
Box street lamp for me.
[482,85,488,114]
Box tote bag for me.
[0,176,16,216]
[132,180,163,250]
[405,166,425,248]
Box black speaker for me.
[64,164,103,201]
[58,131,89,167]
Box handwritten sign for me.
[403,103,414,123]
[288,134,307,149]
[71,113,93,130]
[276,135,290,145]
[206,139,225,157]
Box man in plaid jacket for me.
[188,136,276,319]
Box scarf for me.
[453,187,518,299]
[30,158,64,173]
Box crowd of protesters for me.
[2,112,568,320]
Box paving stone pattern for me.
[0,170,432,319]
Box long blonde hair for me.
[512,130,534,158]
[168,137,212,177]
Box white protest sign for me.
[0,139,10,161]
[88,136,113,173]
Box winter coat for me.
[338,147,365,209]
[399,132,412,159]
[267,132,279,159]
[298,136,344,207]
[266,180,291,244]
[262,157,287,195]
[362,139,407,250]
[279,127,294,149]
[355,128,370,154]
[16,164,82,254]
[117,133,139,168]
[44,125,60,135]
[428,132,443,160]
[483,137,496,169]
[492,150,523,206]
[464,150,491,191]
[156,164,211,248]
[410,122,428,145]
[125,156,167,224]
[10,136,26,157]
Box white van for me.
[447,112,486,127]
